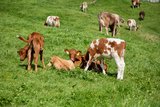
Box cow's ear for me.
[77,51,81,56]
[64,49,69,54]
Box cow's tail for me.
[17,35,29,43]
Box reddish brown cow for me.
[84,38,126,80]
[131,0,141,8]
[64,49,108,73]
[17,32,45,71]
[98,12,119,37]
[47,56,75,71]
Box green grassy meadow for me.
[0,0,160,106]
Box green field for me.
[0,0,160,106]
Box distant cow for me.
[64,49,108,73]
[80,2,88,12]
[127,19,138,31]
[139,11,145,20]
[80,0,96,12]
[98,12,123,37]
[17,32,45,71]
[47,56,75,71]
[84,38,126,80]
[131,0,141,8]
[44,16,60,27]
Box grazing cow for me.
[47,56,75,71]
[44,16,60,27]
[84,38,126,80]
[127,19,138,31]
[131,0,141,8]
[80,0,96,12]
[139,11,145,20]
[98,12,123,37]
[64,49,108,73]
[17,32,45,71]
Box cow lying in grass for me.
[131,0,141,8]
[127,19,138,31]
[64,49,108,73]
[44,16,60,27]
[98,12,124,37]
[84,38,126,80]
[47,56,75,71]
[17,32,45,72]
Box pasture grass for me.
[0,0,160,106]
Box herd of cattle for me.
[17,0,145,80]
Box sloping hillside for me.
[0,0,160,106]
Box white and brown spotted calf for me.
[127,19,138,31]
[84,38,126,80]
[44,16,60,27]
[131,0,141,8]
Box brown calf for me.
[47,56,75,71]
[17,32,45,71]
[64,49,108,73]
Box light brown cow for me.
[17,32,45,72]
[47,56,75,71]
[64,49,108,73]
[98,12,123,37]
[84,38,126,80]
[131,0,141,8]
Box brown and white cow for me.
[139,11,145,20]
[98,12,123,37]
[127,19,138,31]
[44,16,60,27]
[64,49,108,73]
[131,0,141,8]
[84,38,126,80]
[47,56,75,71]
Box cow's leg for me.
[99,21,102,32]
[100,59,106,75]
[105,26,109,35]
[112,24,116,37]
[34,51,39,72]
[113,53,122,80]
[119,57,125,80]
[84,55,93,71]
[40,50,45,69]
[27,49,32,71]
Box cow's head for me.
[17,45,29,61]
[64,49,81,62]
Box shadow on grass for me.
[19,64,43,70]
